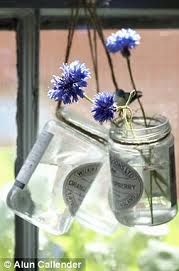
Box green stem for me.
[149,147,154,224]
[138,147,168,193]
[150,170,154,224]
[153,171,168,198]
[154,171,168,188]
[126,56,147,127]
[83,94,93,103]
[144,186,152,214]
[137,148,156,224]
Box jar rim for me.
[109,114,171,144]
[128,115,169,131]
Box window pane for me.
[0,31,17,258]
[40,29,179,270]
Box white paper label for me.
[16,130,54,187]
[110,152,143,210]
[63,162,102,215]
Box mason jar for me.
[109,115,178,226]
[7,119,106,235]
[56,107,119,235]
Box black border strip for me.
[0,0,179,8]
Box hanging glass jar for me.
[76,158,119,235]
[57,107,119,235]
[7,119,106,235]
[109,115,178,226]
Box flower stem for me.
[126,56,147,127]
[126,89,136,106]
[149,170,154,224]
[83,94,93,103]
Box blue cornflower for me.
[48,60,90,104]
[106,28,140,55]
[92,92,116,123]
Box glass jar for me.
[109,115,178,226]
[57,107,119,235]
[7,119,106,235]
[76,158,119,235]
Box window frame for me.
[0,0,179,8]
[0,8,39,263]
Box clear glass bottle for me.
[109,115,178,226]
[57,107,119,235]
[7,119,105,235]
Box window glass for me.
[0,31,16,258]
[40,29,179,270]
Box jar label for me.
[63,162,102,215]
[110,152,143,210]
[15,130,54,189]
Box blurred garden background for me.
[0,29,179,270]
